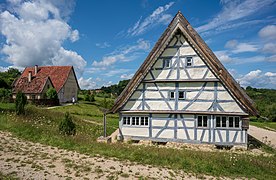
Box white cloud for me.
[262,43,276,54]
[258,25,276,40]
[214,51,233,63]
[92,39,150,67]
[237,69,276,88]
[0,0,85,76]
[104,69,130,77]
[232,43,259,53]
[265,55,276,62]
[196,0,274,34]
[0,66,9,72]
[225,40,238,49]
[78,77,97,90]
[95,42,110,48]
[127,2,174,36]
[120,73,134,79]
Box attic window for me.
[169,91,175,99]
[186,57,193,67]
[163,59,170,68]
[178,91,185,99]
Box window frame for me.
[178,91,186,100]
[197,115,208,128]
[186,57,193,67]
[163,59,171,68]
[169,91,175,99]
[215,116,241,129]
[122,116,149,127]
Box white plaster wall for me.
[157,129,174,139]
[187,102,213,111]
[187,68,209,79]
[219,102,244,113]
[161,48,178,57]
[179,46,196,56]
[122,127,148,137]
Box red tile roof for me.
[13,66,78,94]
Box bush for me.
[84,93,95,102]
[46,87,58,100]
[0,88,11,102]
[15,91,27,115]
[59,112,76,136]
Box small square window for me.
[186,57,193,67]
[164,59,170,68]
[178,91,185,99]
[169,91,175,99]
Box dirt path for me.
[248,125,276,149]
[0,131,215,180]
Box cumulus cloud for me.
[237,69,276,88]
[258,25,276,40]
[224,40,259,53]
[0,0,85,77]
[92,39,150,67]
[78,77,97,89]
[127,2,174,36]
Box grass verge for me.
[0,103,275,179]
[250,121,276,131]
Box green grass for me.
[0,102,276,179]
[250,121,276,131]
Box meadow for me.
[0,100,276,179]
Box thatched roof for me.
[110,11,258,116]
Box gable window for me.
[186,57,193,67]
[197,115,208,128]
[169,91,175,99]
[163,59,170,68]
[178,91,185,99]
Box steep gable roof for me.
[13,66,80,94]
[111,11,258,116]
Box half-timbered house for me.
[110,12,258,147]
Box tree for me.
[0,88,11,102]
[46,87,58,100]
[15,91,27,115]
[59,112,76,136]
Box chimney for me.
[28,71,32,83]
[34,65,38,75]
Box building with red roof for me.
[12,65,80,103]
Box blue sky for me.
[0,0,275,89]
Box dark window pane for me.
[145,118,149,126]
[136,117,139,125]
[170,92,174,99]
[216,116,221,127]
[198,116,202,127]
[164,59,170,68]
[186,57,192,66]
[123,117,126,125]
[222,116,227,127]
[235,117,240,128]
[203,118,208,127]
[132,117,135,125]
[229,117,234,127]
[127,117,131,125]
[141,117,145,125]
[179,91,184,99]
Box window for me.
[163,59,170,68]
[186,57,193,67]
[178,91,185,99]
[122,116,149,126]
[215,116,240,128]
[234,117,240,128]
[169,91,175,99]
[145,117,149,126]
[141,117,145,125]
[197,115,208,127]
[136,117,139,125]
[132,117,135,125]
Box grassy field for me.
[0,102,276,179]
[250,121,276,131]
